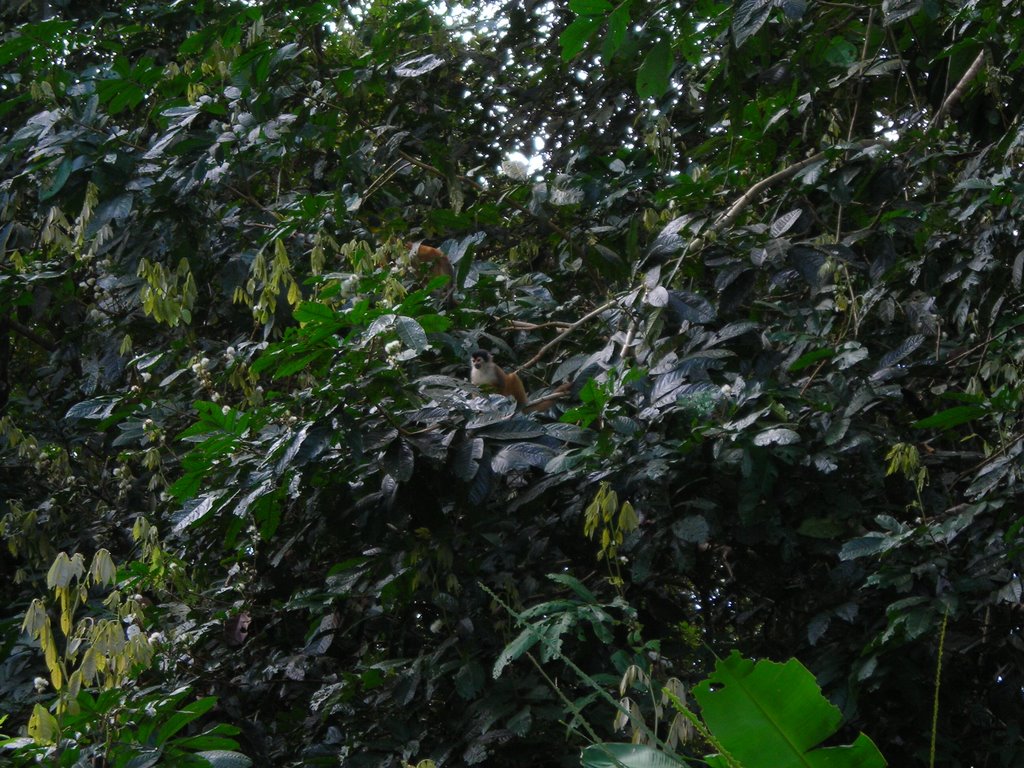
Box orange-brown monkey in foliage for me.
[407,241,455,305]
[407,242,453,281]
[470,349,527,405]
[470,350,571,412]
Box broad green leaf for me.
[493,626,539,678]
[912,405,987,430]
[395,316,428,351]
[294,301,339,325]
[636,39,672,99]
[881,0,922,25]
[28,704,59,746]
[789,347,835,372]
[824,36,858,67]
[40,156,72,201]
[570,0,613,12]
[547,572,599,603]
[65,396,120,421]
[753,427,800,446]
[581,743,687,768]
[798,517,845,539]
[672,515,710,543]
[878,334,924,368]
[197,751,253,768]
[561,16,603,61]
[770,209,803,237]
[603,3,631,60]
[454,661,486,700]
[694,652,886,768]
[839,533,902,560]
[732,0,774,47]
[157,696,219,745]
[0,34,37,67]
[87,193,134,237]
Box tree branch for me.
[10,319,57,352]
[928,50,986,132]
[514,298,619,375]
[714,139,879,231]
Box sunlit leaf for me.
[394,54,445,77]
[753,427,800,446]
[581,743,683,768]
[882,0,922,25]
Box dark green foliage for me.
[2,0,1023,765]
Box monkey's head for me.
[470,350,493,371]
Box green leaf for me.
[912,405,987,430]
[0,34,37,67]
[694,652,886,768]
[454,661,486,700]
[581,743,687,768]
[547,572,599,603]
[87,193,134,237]
[570,0,613,12]
[881,0,922,25]
[824,36,858,67]
[636,39,673,99]
[603,3,631,60]
[197,751,253,768]
[493,626,539,678]
[673,515,710,544]
[838,534,890,560]
[65,396,120,421]
[732,0,774,47]
[157,696,218,745]
[491,442,556,473]
[560,16,603,61]
[753,427,800,446]
[797,517,845,539]
[40,156,73,201]
[395,316,428,351]
[789,347,834,372]
[770,209,803,237]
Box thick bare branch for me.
[928,50,986,132]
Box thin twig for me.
[225,184,281,220]
[514,298,619,375]
[361,158,411,204]
[928,50,986,132]
[508,320,574,331]
[887,25,922,111]
[929,611,948,768]
[714,139,878,231]
[945,319,1024,366]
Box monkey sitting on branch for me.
[469,350,569,413]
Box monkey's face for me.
[470,351,491,372]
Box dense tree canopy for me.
[1,0,1023,765]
